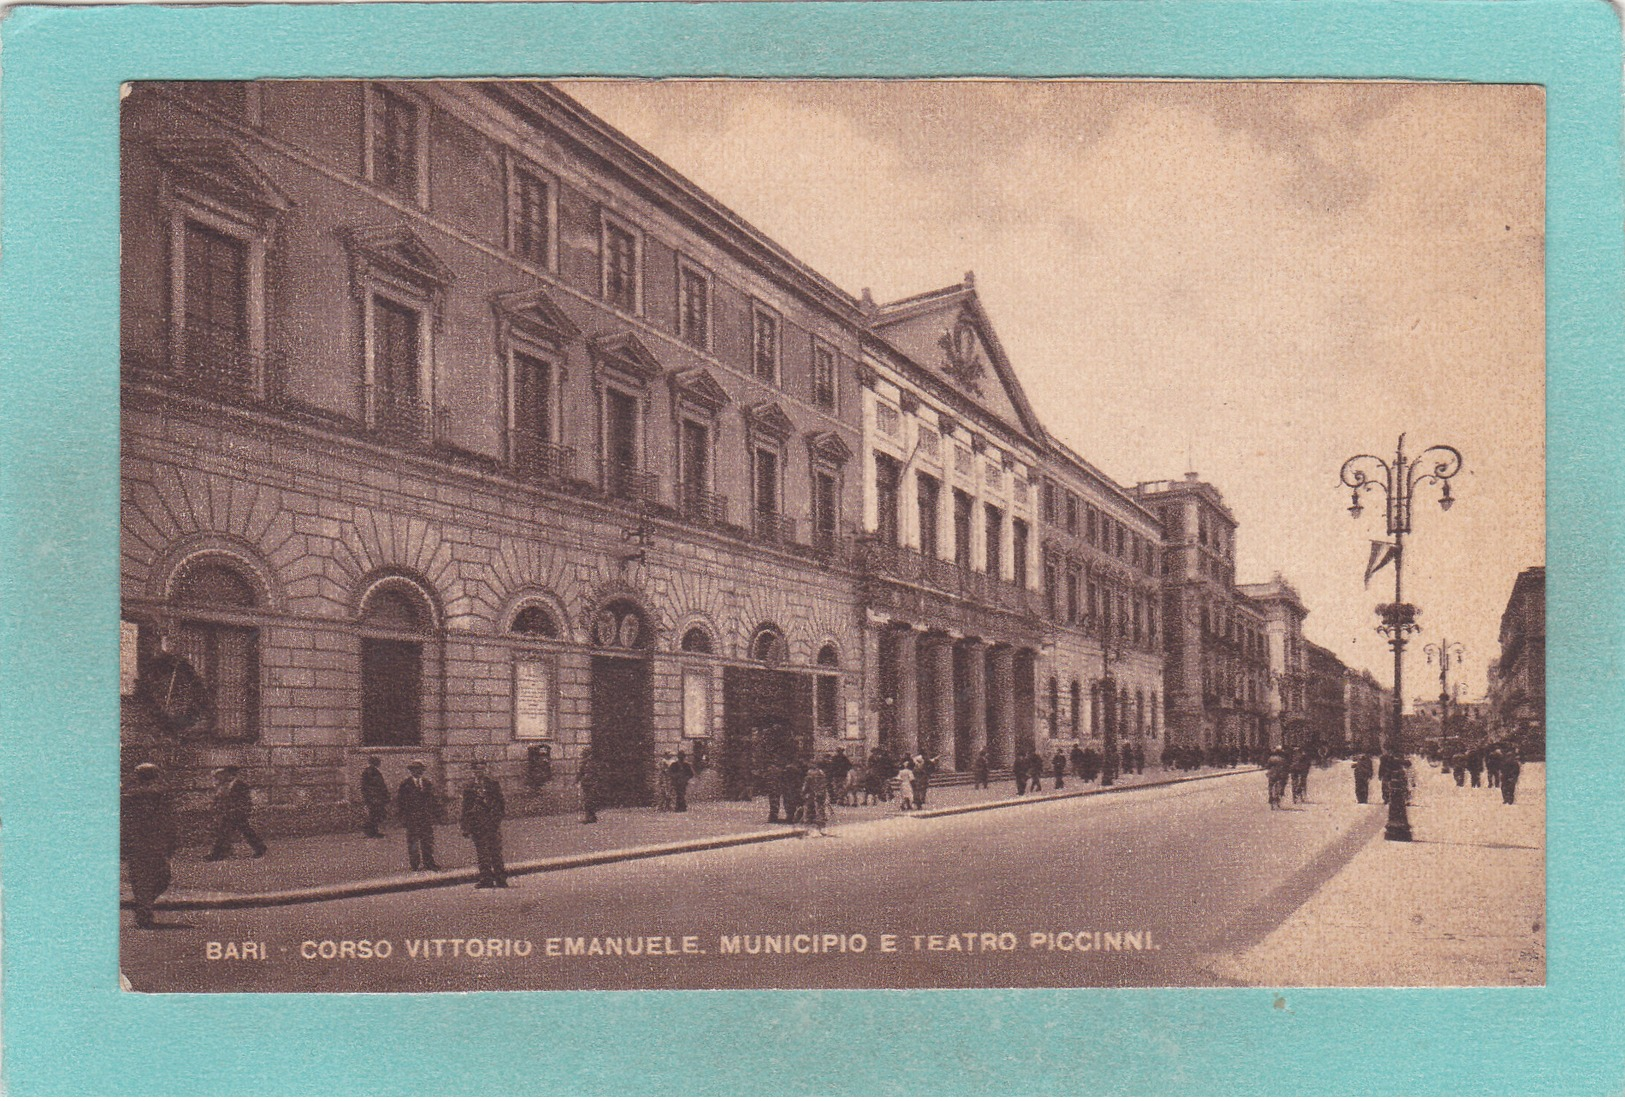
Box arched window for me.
[165,558,261,741]
[750,625,788,665]
[360,580,434,747]
[817,643,840,667]
[1047,676,1060,741]
[681,626,714,654]
[511,605,560,638]
[815,643,840,733]
[1071,680,1082,738]
[1136,689,1147,738]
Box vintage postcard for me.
[2,1,1619,1095]
[115,76,1546,993]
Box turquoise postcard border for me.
[2,1,1621,1094]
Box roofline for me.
[860,331,1045,455]
[1041,433,1163,530]
[480,82,864,325]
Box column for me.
[989,644,1015,767]
[961,638,988,769]
[925,633,956,764]
[894,626,919,756]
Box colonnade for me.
[878,623,1036,770]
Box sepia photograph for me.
[116,77,1545,993]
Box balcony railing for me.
[606,463,659,503]
[753,510,797,546]
[365,384,434,443]
[678,484,729,527]
[123,313,278,405]
[856,536,1042,618]
[510,431,576,486]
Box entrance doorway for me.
[721,666,812,799]
[590,655,652,806]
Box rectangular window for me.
[679,419,710,505]
[917,472,940,560]
[678,263,710,348]
[812,470,838,548]
[603,220,639,312]
[1041,480,1057,524]
[752,307,779,383]
[1116,522,1126,557]
[371,87,419,199]
[512,351,553,473]
[953,489,974,569]
[918,425,940,460]
[1011,518,1029,588]
[954,446,973,476]
[754,448,780,516]
[984,504,1003,578]
[1066,494,1079,536]
[512,168,551,266]
[984,462,1003,493]
[816,673,840,732]
[605,388,640,497]
[812,344,837,410]
[372,295,422,433]
[171,620,259,741]
[875,452,901,547]
[876,402,901,438]
[1045,559,1059,619]
[1067,570,1081,624]
[179,220,250,384]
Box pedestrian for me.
[802,761,830,835]
[459,761,507,888]
[1452,751,1468,786]
[912,753,936,808]
[780,759,806,823]
[1070,744,1087,779]
[121,763,177,929]
[205,765,267,860]
[1352,753,1374,804]
[761,759,785,822]
[1289,748,1311,804]
[829,749,853,804]
[577,751,604,824]
[972,749,990,790]
[1082,746,1101,783]
[669,750,696,812]
[895,760,916,811]
[1486,746,1503,789]
[655,752,675,811]
[396,759,441,869]
[1052,750,1067,790]
[1013,752,1028,795]
[1265,750,1288,809]
[1501,748,1522,805]
[1467,747,1484,788]
[359,755,390,838]
[1027,750,1044,793]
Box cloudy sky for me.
[558,80,1545,700]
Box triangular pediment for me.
[744,401,795,443]
[869,278,1044,441]
[339,224,454,288]
[589,331,664,384]
[153,139,293,216]
[671,368,731,414]
[493,289,580,347]
[805,430,854,467]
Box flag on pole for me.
[1364,540,1397,587]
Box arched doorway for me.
[588,597,654,806]
[720,624,812,800]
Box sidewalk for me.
[1202,761,1546,987]
[130,763,1253,909]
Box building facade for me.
[1132,475,1269,751]
[1304,642,1348,754]
[1237,575,1312,749]
[1491,566,1546,758]
[119,80,1171,831]
[1342,667,1390,754]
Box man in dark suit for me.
[359,756,390,838]
[460,761,507,888]
[205,765,267,860]
[122,762,177,928]
[668,750,696,812]
[396,760,440,871]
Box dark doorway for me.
[361,637,421,746]
[590,655,652,806]
[721,666,812,799]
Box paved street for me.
[124,767,1419,991]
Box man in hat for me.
[205,765,267,860]
[359,755,390,838]
[121,763,177,928]
[396,760,440,871]
[459,761,507,888]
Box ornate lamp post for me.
[1425,639,1466,753]
[1341,434,1462,842]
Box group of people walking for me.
[1263,748,1317,809]
[1439,743,1524,805]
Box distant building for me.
[1491,566,1545,757]
[1132,474,1269,752]
[1342,667,1389,753]
[1238,575,1311,749]
[1305,642,1348,753]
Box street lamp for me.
[1341,434,1463,842]
[1425,639,1466,758]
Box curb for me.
[909,767,1263,819]
[135,826,803,911]
[131,768,1259,911]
